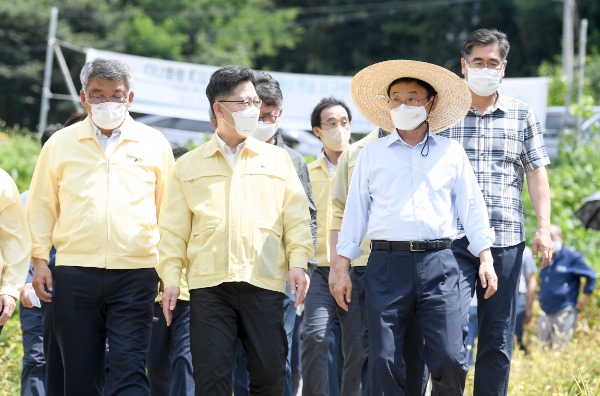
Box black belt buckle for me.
[410,241,426,252]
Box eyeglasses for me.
[259,115,278,124]
[388,97,431,107]
[86,92,129,104]
[219,98,263,108]
[321,119,349,129]
[465,59,505,70]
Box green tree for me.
[0,0,302,131]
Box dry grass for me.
[464,295,600,396]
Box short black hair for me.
[64,111,87,127]
[206,66,255,116]
[41,124,63,147]
[310,97,352,129]
[172,146,189,160]
[461,28,510,60]
[387,77,437,99]
[253,70,283,108]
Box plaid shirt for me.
[439,94,550,247]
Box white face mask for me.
[390,103,429,131]
[90,102,128,130]
[466,67,503,97]
[221,105,259,138]
[320,126,350,152]
[253,121,277,142]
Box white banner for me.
[86,49,547,132]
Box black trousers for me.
[53,266,158,396]
[41,271,64,396]
[190,282,286,396]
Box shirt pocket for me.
[253,221,286,280]
[501,130,523,164]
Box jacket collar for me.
[202,132,265,159]
[75,114,142,142]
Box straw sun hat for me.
[351,60,471,133]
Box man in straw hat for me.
[330,59,498,395]
[439,28,552,396]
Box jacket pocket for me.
[252,222,286,280]
[187,219,222,277]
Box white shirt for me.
[323,153,337,178]
[93,126,121,157]
[215,130,246,167]
[337,131,494,261]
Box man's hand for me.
[524,308,533,324]
[0,294,17,326]
[329,256,352,311]
[532,227,553,269]
[576,294,589,311]
[289,268,309,308]
[20,283,35,308]
[32,258,53,303]
[478,249,497,299]
[161,286,180,326]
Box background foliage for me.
[1,0,600,130]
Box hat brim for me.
[351,60,471,133]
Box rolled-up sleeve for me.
[454,148,495,256]
[337,149,370,261]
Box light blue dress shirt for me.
[337,131,494,261]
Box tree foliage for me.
[1,0,600,130]
[522,128,600,272]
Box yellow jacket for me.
[157,134,314,294]
[27,116,174,269]
[308,154,333,267]
[0,169,31,299]
[330,129,381,267]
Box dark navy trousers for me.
[53,266,158,396]
[19,304,45,396]
[452,237,524,396]
[366,249,467,396]
[147,301,194,396]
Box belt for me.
[371,239,453,252]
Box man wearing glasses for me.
[157,66,313,395]
[28,58,174,395]
[301,97,363,396]
[231,70,317,396]
[439,28,553,396]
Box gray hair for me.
[461,28,510,60]
[80,58,133,91]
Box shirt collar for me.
[469,93,509,115]
[385,129,439,147]
[215,130,245,155]
[75,114,142,142]
[205,131,264,159]
[92,123,121,140]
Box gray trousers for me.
[301,266,364,396]
[536,305,577,349]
